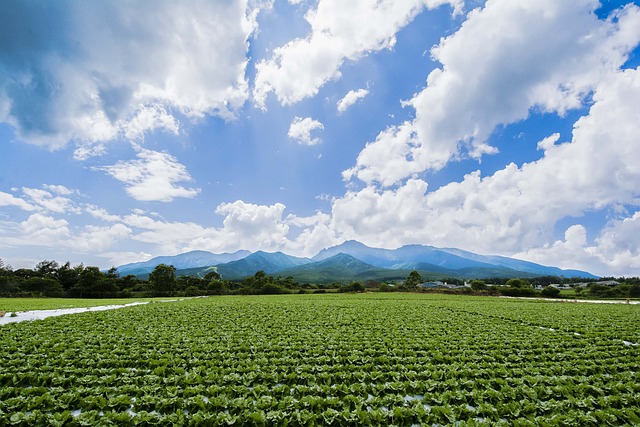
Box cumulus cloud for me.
[73,224,133,252]
[15,61,637,274]
[73,144,108,161]
[516,213,640,277]
[513,225,596,271]
[329,179,433,248]
[4,212,132,256]
[0,1,261,152]
[19,214,70,241]
[337,88,369,112]
[101,251,153,268]
[102,201,331,258]
[342,121,418,186]
[120,213,213,254]
[97,148,200,202]
[215,201,290,250]
[0,191,37,212]
[42,185,74,196]
[21,187,81,214]
[592,212,640,274]
[345,0,640,186]
[96,201,291,256]
[331,66,640,275]
[122,104,180,141]
[253,0,461,108]
[1,186,83,215]
[2,187,336,266]
[3,1,640,277]
[288,117,324,145]
[85,205,121,222]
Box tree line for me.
[0,259,316,298]
[1,258,639,299]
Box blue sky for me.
[1,0,640,276]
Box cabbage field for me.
[1,294,638,426]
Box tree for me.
[77,266,103,288]
[35,260,60,278]
[72,266,112,297]
[377,283,391,292]
[341,281,365,293]
[149,264,177,295]
[117,274,146,292]
[243,270,269,292]
[541,286,560,298]
[253,270,268,286]
[402,270,423,290]
[204,270,221,281]
[13,268,39,279]
[0,258,11,274]
[505,278,530,288]
[208,280,228,295]
[22,277,64,297]
[105,267,119,279]
[470,280,487,291]
[57,262,80,290]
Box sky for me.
[1,0,640,277]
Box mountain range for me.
[116,241,597,282]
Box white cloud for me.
[214,200,290,250]
[592,212,640,274]
[1,186,79,215]
[5,213,131,256]
[288,117,324,145]
[337,88,369,113]
[121,213,217,255]
[342,121,419,186]
[122,104,180,141]
[73,224,133,252]
[3,0,639,276]
[346,0,640,186]
[286,211,338,256]
[42,184,74,196]
[73,144,108,161]
[253,0,461,108]
[21,187,81,214]
[19,214,70,241]
[514,224,594,269]
[85,205,121,222]
[3,190,338,267]
[331,66,640,275]
[0,191,37,211]
[0,1,262,151]
[107,201,289,256]
[516,213,640,277]
[101,251,153,269]
[329,179,435,249]
[97,148,200,202]
[112,200,332,258]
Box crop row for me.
[0,294,638,426]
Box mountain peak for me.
[117,240,596,280]
[312,240,376,262]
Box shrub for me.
[499,287,538,297]
[541,286,561,298]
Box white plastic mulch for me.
[0,302,150,325]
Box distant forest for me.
[1,258,639,299]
